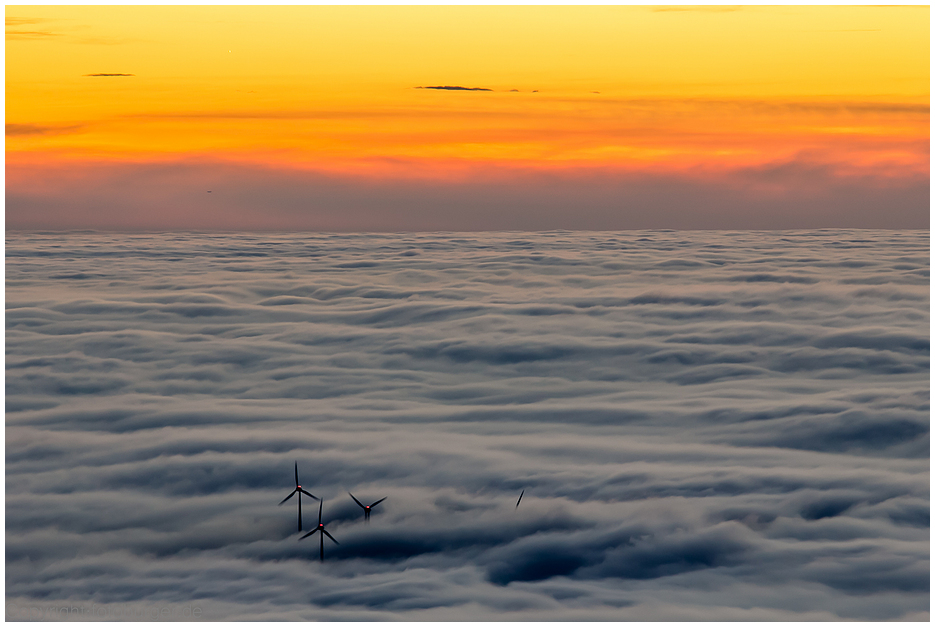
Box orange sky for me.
[5,5,930,230]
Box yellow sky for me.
[6,5,930,178]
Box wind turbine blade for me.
[348,492,365,509]
[279,489,296,505]
[319,499,323,525]
[294,461,299,486]
[370,497,387,508]
[516,489,525,508]
[299,528,320,540]
[323,529,340,545]
[300,488,318,499]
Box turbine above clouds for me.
[279,461,318,533]
[349,492,386,522]
[300,499,340,561]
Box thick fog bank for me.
[6,230,929,620]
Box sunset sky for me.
[6,5,930,230]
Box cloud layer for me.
[5,230,929,620]
[5,159,929,231]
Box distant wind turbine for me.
[300,499,340,561]
[349,492,386,522]
[279,461,318,533]
[516,489,525,509]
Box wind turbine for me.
[279,461,318,533]
[349,492,386,522]
[300,499,339,561]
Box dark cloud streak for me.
[416,85,493,91]
[6,123,83,136]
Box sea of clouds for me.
[6,229,929,620]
